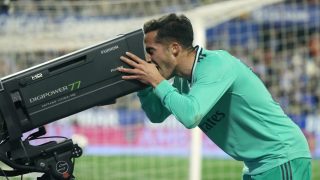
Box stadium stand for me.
[0,0,319,179]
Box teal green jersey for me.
[137,47,311,175]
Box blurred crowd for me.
[0,0,319,129]
[207,29,320,132]
[205,22,320,153]
[1,0,224,17]
[0,0,319,157]
[1,27,319,120]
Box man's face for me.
[144,31,176,79]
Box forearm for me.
[138,87,171,123]
[154,80,202,128]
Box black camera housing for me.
[0,29,145,137]
[0,29,145,179]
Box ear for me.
[171,43,180,57]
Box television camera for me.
[0,29,146,179]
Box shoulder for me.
[202,49,235,60]
[198,49,237,69]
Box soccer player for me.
[118,13,311,179]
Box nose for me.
[145,54,152,63]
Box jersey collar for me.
[189,45,203,87]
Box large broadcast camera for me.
[0,29,146,179]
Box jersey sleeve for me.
[154,51,238,128]
[137,87,171,123]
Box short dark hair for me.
[143,13,194,50]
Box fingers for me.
[119,68,146,83]
[120,55,139,68]
[121,74,148,85]
[118,65,147,78]
[123,52,146,64]
[121,75,140,80]
[118,66,138,74]
[120,52,149,70]
[118,52,149,84]
[145,54,152,63]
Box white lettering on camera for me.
[100,45,119,55]
[110,66,123,73]
[29,86,68,103]
[31,73,43,80]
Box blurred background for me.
[0,0,319,179]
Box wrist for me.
[151,77,165,88]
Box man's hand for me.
[118,52,165,88]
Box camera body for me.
[0,29,146,179]
[0,29,145,137]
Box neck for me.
[175,48,197,80]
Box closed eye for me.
[146,47,155,55]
